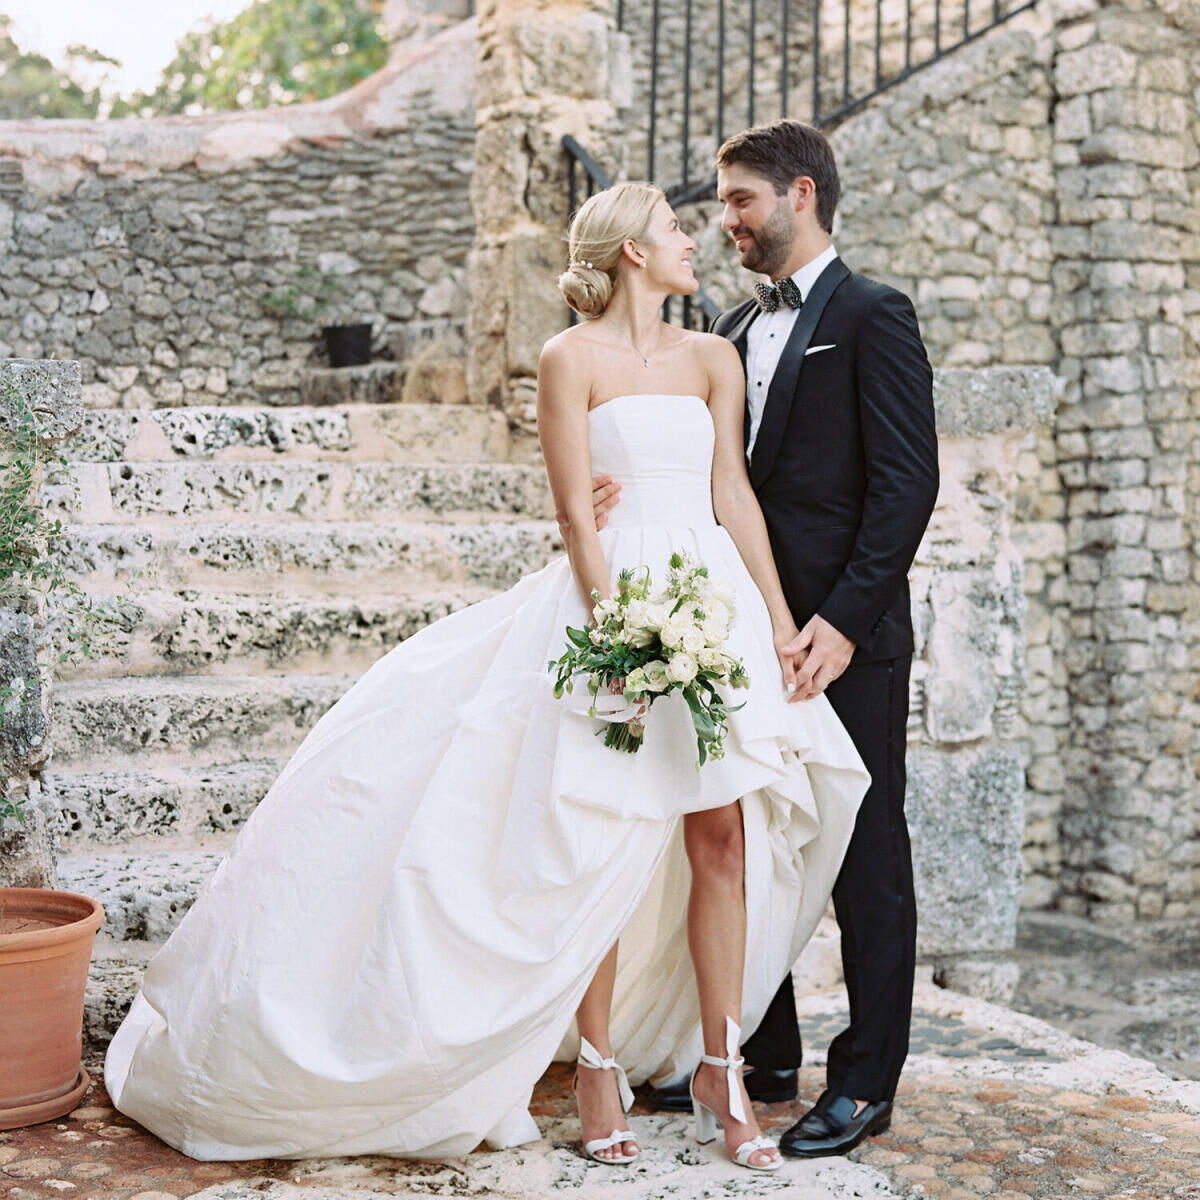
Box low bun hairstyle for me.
[558,182,666,319]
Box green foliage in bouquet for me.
[549,553,749,766]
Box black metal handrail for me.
[565,0,1037,326]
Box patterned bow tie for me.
[753,276,803,313]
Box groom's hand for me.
[784,615,855,701]
[590,474,622,531]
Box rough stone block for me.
[908,744,1025,957]
[299,363,404,407]
[58,850,222,941]
[932,367,1056,436]
[63,518,563,594]
[51,674,354,770]
[0,357,83,439]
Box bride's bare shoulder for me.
[540,324,601,373]
[682,329,741,369]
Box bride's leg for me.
[685,803,782,1169]
[574,943,639,1161]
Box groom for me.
[592,120,939,1157]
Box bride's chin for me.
[670,276,701,296]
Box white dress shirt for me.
[744,243,839,460]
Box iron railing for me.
[566,0,1037,325]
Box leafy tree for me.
[0,15,119,119]
[112,0,388,118]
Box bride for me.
[105,182,869,1171]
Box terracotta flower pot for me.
[0,888,104,1130]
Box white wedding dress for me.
[105,393,869,1161]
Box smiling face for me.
[634,199,699,296]
[717,162,800,280]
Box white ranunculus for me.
[660,616,689,649]
[666,652,699,685]
[697,647,726,672]
[681,627,706,654]
[642,660,670,692]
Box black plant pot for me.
[323,323,372,368]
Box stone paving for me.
[1011,913,1200,1083]
[4,977,1200,1200]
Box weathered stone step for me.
[46,759,281,849]
[58,848,224,942]
[85,935,156,1054]
[53,461,553,523]
[64,519,563,593]
[64,404,540,465]
[51,673,354,771]
[62,587,489,678]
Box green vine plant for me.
[262,265,344,323]
[1,379,113,822]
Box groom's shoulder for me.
[712,296,757,336]
[838,267,916,314]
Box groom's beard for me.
[731,200,796,279]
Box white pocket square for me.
[804,344,836,356]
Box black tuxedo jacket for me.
[713,259,939,664]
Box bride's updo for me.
[558,182,665,319]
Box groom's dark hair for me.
[716,120,841,234]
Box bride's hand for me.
[773,623,806,695]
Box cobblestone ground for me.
[4,977,1200,1200]
[1012,913,1200,1082]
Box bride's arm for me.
[537,337,612,609]
[704,336,801,690]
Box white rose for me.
[666,652,698,685]
[622,600,659,648]
[642,660,670,692]
[697,648,725,672]
[681,627,706,654]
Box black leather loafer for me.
[779,1092,893,1158]
[646,1066,799,1111]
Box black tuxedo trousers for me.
[713,262,939,1103]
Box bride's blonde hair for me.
[558,182,665,319]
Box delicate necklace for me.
[606,320,661,368]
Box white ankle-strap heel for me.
[689,1017,782,1171]
[575,1037,638,1165]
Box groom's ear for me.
[792,176,819,218]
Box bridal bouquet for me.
[549,553,749,765]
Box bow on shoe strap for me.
[699,1016,747,1124]
[577,1037,635,1112]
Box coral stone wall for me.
[1049,0,1200,920]
[0,24,477,409]
[668,3,1198,918]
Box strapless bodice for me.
[588,394,716,529]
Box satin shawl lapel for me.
[748,258,851,489]
[716,300,760,449]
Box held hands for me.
[779,614,855,702]
[590,474,622,531]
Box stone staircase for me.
[42,378,558,1048]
